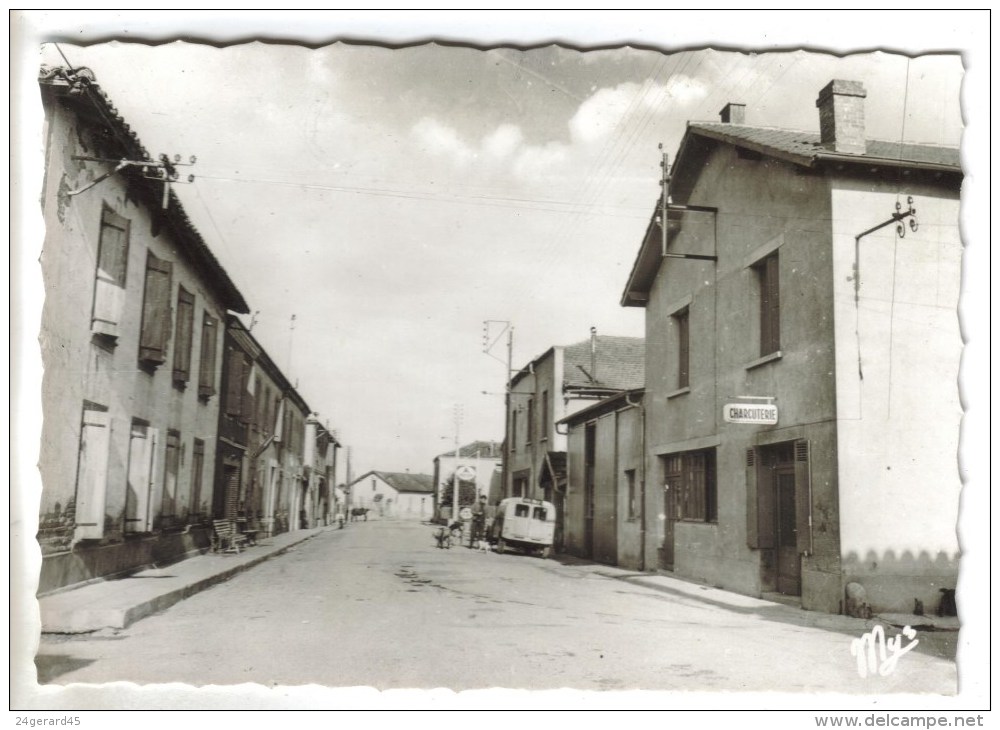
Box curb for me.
[41,531,320,633]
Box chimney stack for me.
[816,79,867,155]
[719,102,746,124]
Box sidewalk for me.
[552,555,960,659]
[38,527,327,634]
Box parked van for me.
[489,497,556,558]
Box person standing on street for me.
[471,494,488,547]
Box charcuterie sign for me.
[723,403,778,425]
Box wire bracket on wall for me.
[68,153,197,209]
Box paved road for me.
[35,519,956,693]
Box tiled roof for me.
[375,471,435,494]
[563,336,645,390]
[38,65,249,313]
[687,122,961,171]
[436,440,503,460]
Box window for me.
[224,348,254,423]
[125,421,158,533]
[533,506,547,521]
[138,251,173,365]
[526,398,534,445]
[755,252,780,356]
[662,448,717,523]
[74,405,112,540]
[91,206,130,338]
[173,286,195,385]
[625,468,637,520]
[540,390,549,440]
[515,503,530,517]
[160,430,181,526]
[510,408,518,452]
[674,307,690,389]
[198,312,219,399]
[189,438,205,523]
[513,475,528,498]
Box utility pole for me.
[453,404,463,522]
[483,320,513,502]
[660,143,670,257]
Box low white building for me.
[346,471,434,520]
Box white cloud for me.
[483,124,524,159]
[569,76,709,145]
[412,117,475,164]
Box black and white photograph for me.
[10,10,991,721]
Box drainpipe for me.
[625,391,646,571]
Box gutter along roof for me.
[621,121,962,308]
[39,65,249,314]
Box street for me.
[35,520,957,693]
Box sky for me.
[11,8,993,714]
[25,34,966,483]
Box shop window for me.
[138,251,173,366]
[662,448,717,523]
[91,206,130,339]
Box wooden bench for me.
[211,519,248,554]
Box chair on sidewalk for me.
[211,519,248,554]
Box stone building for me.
[36,65,249,592]
[620,80,961,614]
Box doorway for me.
[758,442,804,596]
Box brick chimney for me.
[719,102,746,124]
[816,79,867,154]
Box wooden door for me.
[774,466,801,595]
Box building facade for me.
[346,471,434,519]
[432,440,502,520]
[620,80,962,614]
[36,65,249,592]
[562,390,645,570]
[504,333,644,549]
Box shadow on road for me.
[35,654,97,684]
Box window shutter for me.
[198,312,218,397]
[126,423,157,533]
[92,208,130,337]
[75,409,111,540]
[240,359,255,424]
[760,253,781,355]
[746,447,774,549]
[173,287,195,383]
[161,431,181,521]
[139,252,173,364]
[794,439,811,556]
[225,348,244,416]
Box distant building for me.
[432,441,502,520]
[619,80,962,614]
[36,65,248,592]
[561,389,645,569]
[346,471,435,520]
[504,332,644,550]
